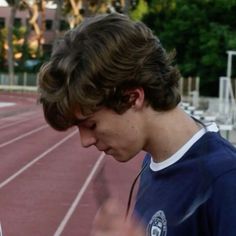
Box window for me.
[0,17,5,29]
[60,20,69,31]
[45,19,53,31]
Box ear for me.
[126,87,145,110]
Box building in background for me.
[0,3,67,50]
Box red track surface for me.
[0,92,144,236]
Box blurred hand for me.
[91,199,145,236]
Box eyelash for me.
[89,124,96,130]
[77,120,96,131]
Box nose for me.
[79,127,97,148]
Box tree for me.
[143,0,236,96]
[5,0,21,85]
[0,28,7,70]
[129,0,148,20]
[61,0,138,29]
[22,0,47,58]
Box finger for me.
[93,199,124,230]
[92,217,145,236]
[92,199,145,236]
[93,162,110,207]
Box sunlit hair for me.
[38,13,181,131]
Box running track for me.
[0,92,144,236]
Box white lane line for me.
[0,124,48,148]
[0,114,43,130]
[0,102,15,108]
[0,130,78,189]
[0,222,3,236]
[54,152,106,236]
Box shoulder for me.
[194,131,236,176]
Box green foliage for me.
[0,26,33,72]
[148,0,177,12]
[0,28,7,69]
[129,0,149,20]
[13,25,26,39]
[143,0,236,96]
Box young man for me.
[38,13,236,236]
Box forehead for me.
[75,107,116,122]
[74,107,105,124]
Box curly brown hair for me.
[38,13,181,131]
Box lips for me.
[98,147,110,153]
[106,149,115,156]
[97,146,114,155]
[101,148,113,155]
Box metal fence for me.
[0,72,38,92]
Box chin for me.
[111,154,133,163]
[116,158,130,163]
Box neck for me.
[144,106,202,163]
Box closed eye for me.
[89,123,96,130]
[75,118,96,131]
[81,121,96,131]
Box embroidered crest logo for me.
[146,210,167,236]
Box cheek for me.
[117,125,143,148]
[96,118,142,146]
